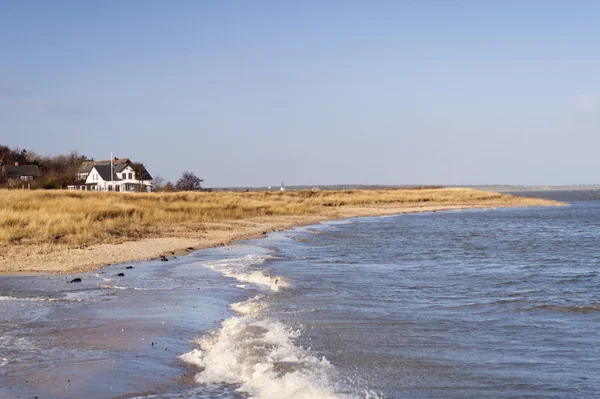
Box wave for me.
[0,295,61,302]
[99,284,129,290]
[184,246,377,398]
[200,252,287,292]
[180,295,343,399]
[1,289,107,302]
[0,295,78,302]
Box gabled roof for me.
[92,164,122,182]
[115,164,130,173]
[2,165,40,178]
[77,158,132,175]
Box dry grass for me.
[0,188,560,249]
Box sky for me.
[1,1,599,187]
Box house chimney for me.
[113,157,118,164]
[15,162,19,166]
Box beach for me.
[1,252,245,399]
[3,190,591,399]
[0,188,561,274]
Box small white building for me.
[68,158,152,192]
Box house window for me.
[129,173,133,179]
[123,173,127,179]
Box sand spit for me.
[0,189,562,274]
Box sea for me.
[1,190,599,398]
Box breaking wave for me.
[180,295,343,399]
[200,252,287,292]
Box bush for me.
[42,176,60,190]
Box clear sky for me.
[1,1,598,186]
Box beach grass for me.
[0,188,559,249]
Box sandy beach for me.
[0,202,558,275]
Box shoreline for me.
[0,202,562,275]
[0,249,242,399]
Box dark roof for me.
[115,164,129,173]
[2,165,40,178]
[93,164,121,182]
[115,163,152,180]
[134,164,152,180]
[76,158,131,174]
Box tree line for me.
[0,145,204,191]
[0,145,88,188]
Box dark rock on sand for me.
[117,273,125,277]
[125,266,133,269]
[67,278,82,283]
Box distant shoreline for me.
[0,188,562,274]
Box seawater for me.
[181,190,600,398]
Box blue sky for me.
[1,1,598,186]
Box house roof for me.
[115,163,152,180]
[77,158,131,174]
[79,158,152,181]
[92,164,122,182]
[115,164,130,173]
[2,165,40,178]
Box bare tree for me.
[175,172,203,191]
[152,176,166,192]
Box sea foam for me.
[181,296,342,399]
[200,252,287,292]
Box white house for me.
[68,158,152,192]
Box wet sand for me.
[0,254,246,399]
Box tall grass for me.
[0,188,558,247]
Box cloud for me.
[573,94,599,114]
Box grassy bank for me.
[1,188,559,247]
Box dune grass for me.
[0,188,560,248]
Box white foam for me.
[99,284,128,290]
[0,357,8,367]
[0,295,69,302]
[181,296,343,399]
[0,291,106,302]
[229,295,267,315]
[201,253,287,292]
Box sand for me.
[0,204,543,274]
